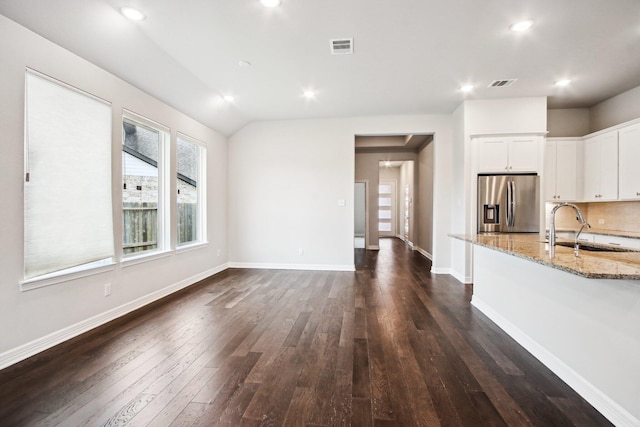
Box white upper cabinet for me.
[544,139,578,201]
[477,136,541,173]
[618,122,640,200]
[583,131,618,201]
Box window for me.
[24,70,114,280]
[176,134,206,246]
[122,114,169,256]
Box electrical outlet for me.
[298,248,304,256]
[217,248,221,257]
[104,283,112,296]
[598,219,605,225]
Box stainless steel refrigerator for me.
[477,174,540,233]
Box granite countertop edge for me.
[449,234,640,280]
[552,228,640,239]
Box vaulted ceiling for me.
[1,0,639,136]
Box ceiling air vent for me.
[488,79,517,88]
[330,38,353,55]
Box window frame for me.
[121,110,171,263]
[176,132,207,250]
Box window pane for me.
[378,223,391,232]
[378,210,391,219]
[379,184,392,194]
[379,197,392,207]
[177,137,200,245]
[122,119,160,255]
[24,71,114,279]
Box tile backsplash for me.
[546,201,640,232]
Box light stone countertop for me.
[450,233,640,280]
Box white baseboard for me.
[228,262,355,272]
[414,246,433,261]
[472,297,640,427]
[450,269,473,284]
[0,263,229,371]
[430,267,452,275]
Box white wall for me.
[590,84,640,132]
[464,97,547,135]
[450,103,469,282]
[0,16,228,367]
[228,115,453,272]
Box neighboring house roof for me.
[123,122,197,186]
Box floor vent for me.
[330,38,353,55]
[488,79,517,87]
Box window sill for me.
[176,241,209,254]
[20,259,116,292]
[121,249,174,268]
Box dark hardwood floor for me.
[0,238,612,426]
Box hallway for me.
[0,239,610,426]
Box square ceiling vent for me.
[330,38,353,55]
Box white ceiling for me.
[1,0,640,136]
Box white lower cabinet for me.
[593,234,640,249]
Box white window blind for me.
[24,70,114,279]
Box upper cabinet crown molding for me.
[582,117,640,139]
[470,131,548,139]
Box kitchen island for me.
[452,233,640,427]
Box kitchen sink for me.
[555,241,640,253]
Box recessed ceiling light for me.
[238,60,252,68]
[223,95,235,102]
[303,90,316,99]
[120,7,146,21]
[555,79,572,87]
[510,20,534,32]
[260,0,281,7]
[460,84,474,93]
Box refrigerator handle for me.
[506,180,511,227]
[510,180,516,227]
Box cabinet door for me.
[583,136,600,201]
[543,141,557,201]
[619,123,640,200]
[478,138,509,173]
[599,132,618,200]
[508,137,540,172]
[555,140,577,201]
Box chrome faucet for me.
[549,202,591,256]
